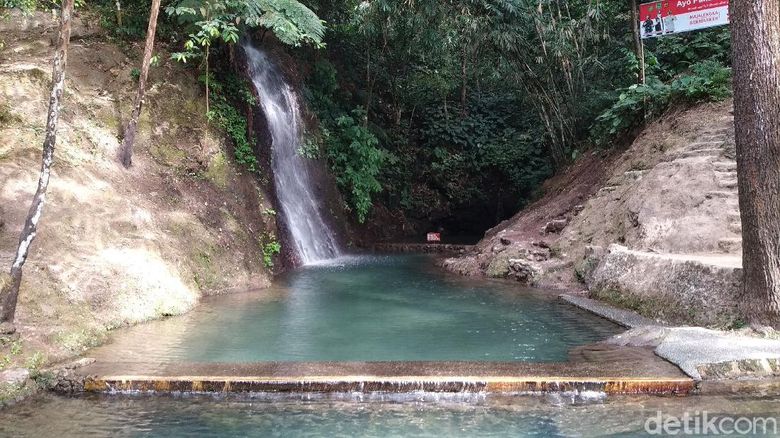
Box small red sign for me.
[427,232,441,242]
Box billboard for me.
[640,0,729,39]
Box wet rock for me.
[507,259,542,286]
[49,368,87,394]
[542,219,568,234]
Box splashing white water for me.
[244,44,341,264]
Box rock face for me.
[586,245,742,327]
[0,12,276,362]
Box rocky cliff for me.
[0,12,277,363]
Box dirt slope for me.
[0,12,277,363]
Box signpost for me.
[639,0,729,39]
[426,232,441,243]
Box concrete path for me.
[609,326,780,381]
[560,294,659,328]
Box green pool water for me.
[89,255,620,363]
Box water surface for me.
[90,255,620,363]
[3,392,780,437]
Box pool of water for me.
[3,392,780,437]
[89,255,620,363]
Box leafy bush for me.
[207,73,260,172]
[324,109,387,223]
[591,60,732,146]
[262,239,281,267]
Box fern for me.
[248,0,326,47]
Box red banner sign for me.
[640,0,729,39]
[426,232,441,242]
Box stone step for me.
[705,191,737,199]
[718,237,742,253]
[728,222,742,234]
[700,134,728,142]
[597,186,619,196]
[623,170,647,182]
[718,179,738,189]
[687,141,724,149]
[675,149,723,159]
[714,170,737,178]
[713,161,737,172]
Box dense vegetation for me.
[2,0,733,236]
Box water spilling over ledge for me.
[245,43,341,264]
[74,357,693,396]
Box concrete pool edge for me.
[81,374,694,395]
[62,356,694,396]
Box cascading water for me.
[244,44,341,264]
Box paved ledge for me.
[607,326,780,381]
[74,352,692,396]
[372,243,474,254]
[84,375,693,395]
[560,294,660,328]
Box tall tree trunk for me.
[731,0,780,326]
[460,44,468,117]
[115,0,123,28]
[630,0,645,85]
[0,0,75,333]
[118,0,161,167]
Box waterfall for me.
[244,44,341,264]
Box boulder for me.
[0,368,29,387]
[507,259,542,286]
[542,218,568,234]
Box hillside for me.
[444,99,742,327]
[0,12,277,363]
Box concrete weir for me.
[76,349,694,396]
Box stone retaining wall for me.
[586,245,742,328]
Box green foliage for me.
[130,67,141,81]
[0,340,22,370]
[324,109,386,223]
[591,60,732,145]
[167,0,324,64]
[418,96,551,209]
[1,0,36,14]
[207,74,260,172]
[298,136,320,159]
[262,239,281,267]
